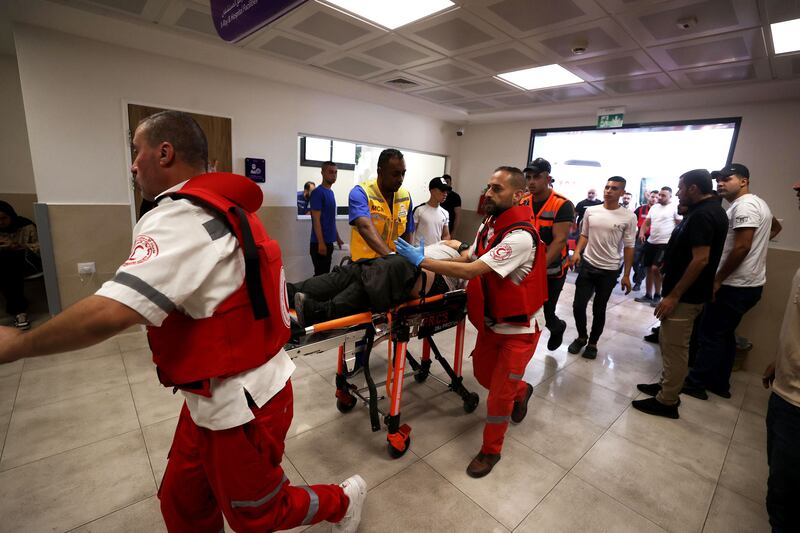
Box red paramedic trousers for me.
[472,327,541,455]
[159,380,349,532]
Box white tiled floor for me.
[0,287,771,532]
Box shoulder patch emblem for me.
[490,243,513,262]
[124,235,159,266]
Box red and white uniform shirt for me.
[468,222,545,335]
[96,181,295,431]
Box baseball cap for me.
[524,157,551,175]
[717,163,749,179]
[429,177,452,191]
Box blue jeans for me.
[767,392,800,532]
[685,284,762,394]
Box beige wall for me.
[0,193,37,222]
[0,55,35,196]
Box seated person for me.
[289,240,468,327]
[0,201,42,330]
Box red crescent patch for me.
[124,235,159,265]
[490,243,512,262]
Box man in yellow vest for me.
[348,148,414,261]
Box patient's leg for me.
[409,268,439,299]
[290,265,358,301]
[291,265,371,324]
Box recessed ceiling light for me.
[771,18,800,55]
[320,0,455,30]
[495,64,584,91]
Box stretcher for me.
[285,289,478,458]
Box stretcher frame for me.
[285,290,478,458]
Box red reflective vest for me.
[147,173,291,397]
[466,205,548,331]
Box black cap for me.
[524,157,551,175]
[429,177,452,191]
[717,163,749,179]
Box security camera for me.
[676,16,697,30]
[456,127,465,136]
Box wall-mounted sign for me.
[210,0,307,43]
[597,106,625,129]
[245,158,266,183]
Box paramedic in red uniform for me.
[0,111,366,533]
[395,166,547,478]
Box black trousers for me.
[767,392,800,533]
[0,248,29,315]
[544,274,567,332]
[288,264,370,324]
[572,260,619,344]
[309,242,334,276]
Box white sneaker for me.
[14,313,30,330]
[332,474,367,533]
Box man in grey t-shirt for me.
[568,176,636,359]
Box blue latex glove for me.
[394,237,425,267]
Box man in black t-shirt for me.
[574,189,602,228]
[633,169,728,419]
[440,174,462,235]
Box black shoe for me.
[547,319,567,351]
[511,384,534,424]
[644,332,659,344]
[567,338,587,354]
[632,283,641,292]
[681,384,709,400]
[466,452,501,478]
[293,292,307,327]
[706,386,732,399]
[632,397,679,419]
[651,326,659,333]
[582,345,598,360]
[637,383,662,397]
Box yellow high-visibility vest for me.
[350,178,411,261]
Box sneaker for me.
[466,452,501,478]
[650,295,662,307]
[631,397,679,419]
[333,475,367,533]
[511,383,533,424]
[582,345,598,360]
[637,383,662,397]
[293,293,307,327]
[632,283,641,292]
[634,294,653,303]
[546,319,567,351]
[567,338,587,354]
[14,313,30,330]
[643,331,659,344]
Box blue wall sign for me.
[210,0,308,43]
[245,158,266,183]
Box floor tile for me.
[0,431,156,532]
[718,441,768,504]
[142,416,179,484]
[122,348,156,384]
[610,406,730,480]
[565,357,659,398]
[0,412,10,457]
[115,330,149,352]
[517,473,666,533]
[533,372,631,428]
[287,373,342,438]
[703,485,770,533]
[70,496,166,533]
[130,379,184,426]
[424,425,565,530]
[15,354,128,409]
[741,383,771,417]
[508,396,605,469]
[1,387,139,470]
[732,409,767,451]
[572,432,715,532]
[22,338,121,372]
[0,373,20,416]
[285,409,418,490]
[0,359,23,378]
[679,393,741,438]
[344,461,508,533]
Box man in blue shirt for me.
[310,162,343,275]
[297,181,314,215]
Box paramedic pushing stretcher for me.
[395,166,547,478]
[0,111,366,533]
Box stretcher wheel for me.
[336,394,357,413]
[463,392,479,413]
[413,370,429,383]
[387,436,411,458]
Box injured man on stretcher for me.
[289,240,468,327]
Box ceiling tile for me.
[464,0,607,37]
[321,57,386,78]
[534,82,602,100]
[399,8,509,55]
[414,87,472,102]
[647,28,766,70]
[257,34,326,62]
[452,99,497,111]
[367,71,438,93]
[668,58,771,88]
[293,11,370,45]
[275,2,387,50]
[347,35,444,69]
[407,58,485,84]
[523,18,640,61]
[174,8,217,36]
[492,93,550,106]
[456,79,519,96]
[457,42,547,74]
[81,0,149,15]
[763,0,800,24]
[594,73,677,94]
[565,50,662,80]
[593,0,670,14]
[771,54,800,79]
[616,0,761,47]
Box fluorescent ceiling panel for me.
[496,64,583,90]
[771,18,800,55]
[321,0,455,30]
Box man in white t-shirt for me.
[412,177,451,246]
[683,163,783,400]
[636,186,681,305]
[569,176,637,359]
[0,111,365,533]
[394,166,547,479]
